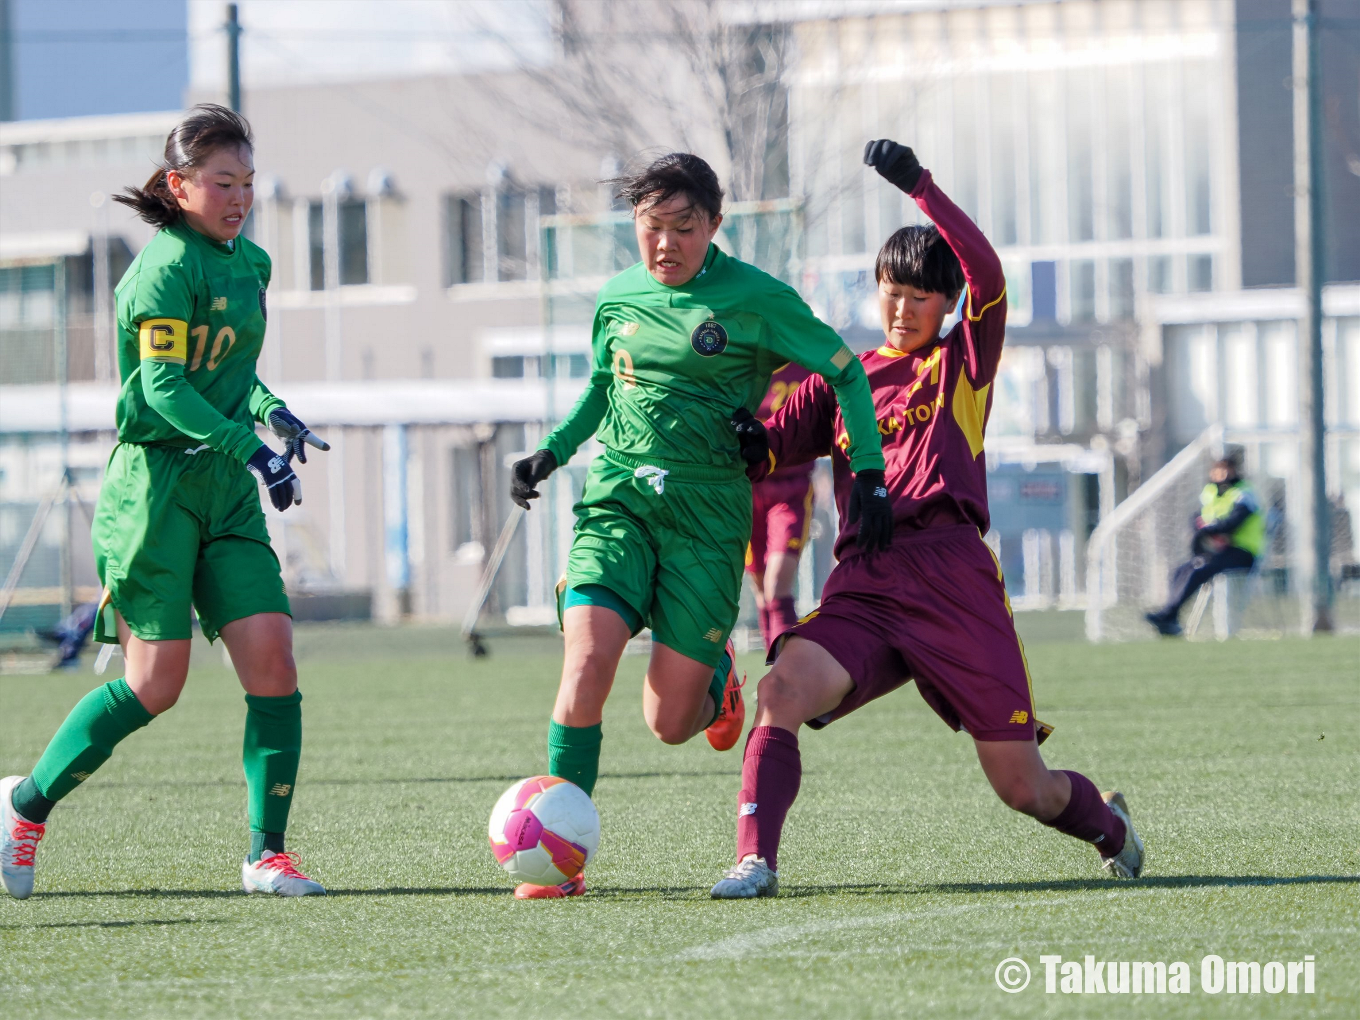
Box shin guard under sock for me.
[243,691,303,840]
[26,679,154,810]
[735,726,801,871]
[1045,770,1126,857]
[547,720,602,797]
[769,597,799,643]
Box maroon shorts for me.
[778,524,1039,741]
[746,474,814,576]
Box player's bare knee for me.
[645,708,691,745]
[997,777,1046,817]
[755,669,799,715]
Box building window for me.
[492,356,525,378]
[451,446,484,552]
[445,194,484,286]
[497,189,527,281]
[1189,254,1213,292]
[1110,259,1135,320]
[1148,256,1173,294]
[1070,260,1096,323]
[307,198,368,290]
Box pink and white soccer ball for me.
[488,776,600,886]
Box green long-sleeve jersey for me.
[112,220,283,463]
[541,244,886,473]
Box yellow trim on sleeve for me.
[964,284,1007,323]
[138,317,189,364]
[767,450,778,473]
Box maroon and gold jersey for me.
[754,169,1006,558]
[757,362,813,481]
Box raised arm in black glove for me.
[848,468,893,553]
[248,444,302,512]
[863,139,923,194]
[730,407,770,466]
[510,449,558,510]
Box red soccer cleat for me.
[514,871,586,899]
[705,640,746,751]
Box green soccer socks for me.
[22,679,155,815]
[242,691,302,860]
[548,720,602,798]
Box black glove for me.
[848,468,893,553]
[863,139,923,194]
[248,444,302,512]
[510,449,558,510]
[267,407,330,464]
[730,407,769,466]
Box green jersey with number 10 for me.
[540,244,885,474]
[112,220,283,463]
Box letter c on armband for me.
[138,318,189,364]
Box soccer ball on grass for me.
[488,776,599,887]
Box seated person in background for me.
[1146,455,1264,636]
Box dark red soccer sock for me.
[735,726,802,872]
[757,602,773,652]
[1045,770,1126,857]
[769,597,799,644]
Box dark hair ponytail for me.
[114,103,254,229]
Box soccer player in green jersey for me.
[1,106,327,899]
[508,152,890,897]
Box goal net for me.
[1085,426,1223,642]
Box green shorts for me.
[565,450,751,668]
[91,442,290,644]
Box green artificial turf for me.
[2,627,1357,1018]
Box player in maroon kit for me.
[710,140,1144,898]
[747,363,815,650]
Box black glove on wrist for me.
[268,407,330,464]
[863,139,923,194]
[848,468,893,553]
[248,444,302,512]
[730,407,770,466]
[510,449,558,510]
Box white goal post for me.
[1085,425,1223,642]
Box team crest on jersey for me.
[691,317,728,357]
[258,287,267,321]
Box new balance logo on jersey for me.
[70,771,92,783]
[211,296,228,311]
[269,783,292,797]
[739,802,757,816]
[1009,710,1029,724]
[619,322,639,336]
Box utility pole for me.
[55,257,73,620]
[1292,0,1332,633]
[225,3,242,113]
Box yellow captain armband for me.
[138,318,189,364]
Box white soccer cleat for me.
[1,775,45,900]
[1100,791,1145,879]
[710,855,778,899]
[241,850,326,896]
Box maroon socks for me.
[768,597,799,644]
[735,726,802,871]
[1045,770,1126,857]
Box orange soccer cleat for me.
[705,640,747,751]
[514,871,586,899]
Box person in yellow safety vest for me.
[1146,455,1265,636]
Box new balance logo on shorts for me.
[70,771,92,783]
[739,802,757,816]
[269,783,292,797]
[1009,710,1029,724]
[703,628,723,643]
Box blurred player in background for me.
[509,152,890,898]
[710,141,1144,899]
[1145,454,1265,636]
[747,363,814,651]
[2,106,328,901]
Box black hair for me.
[606,152,723,221]
[1213,454,1243,478]
[874,225,964,297]
[114,104,254,229]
